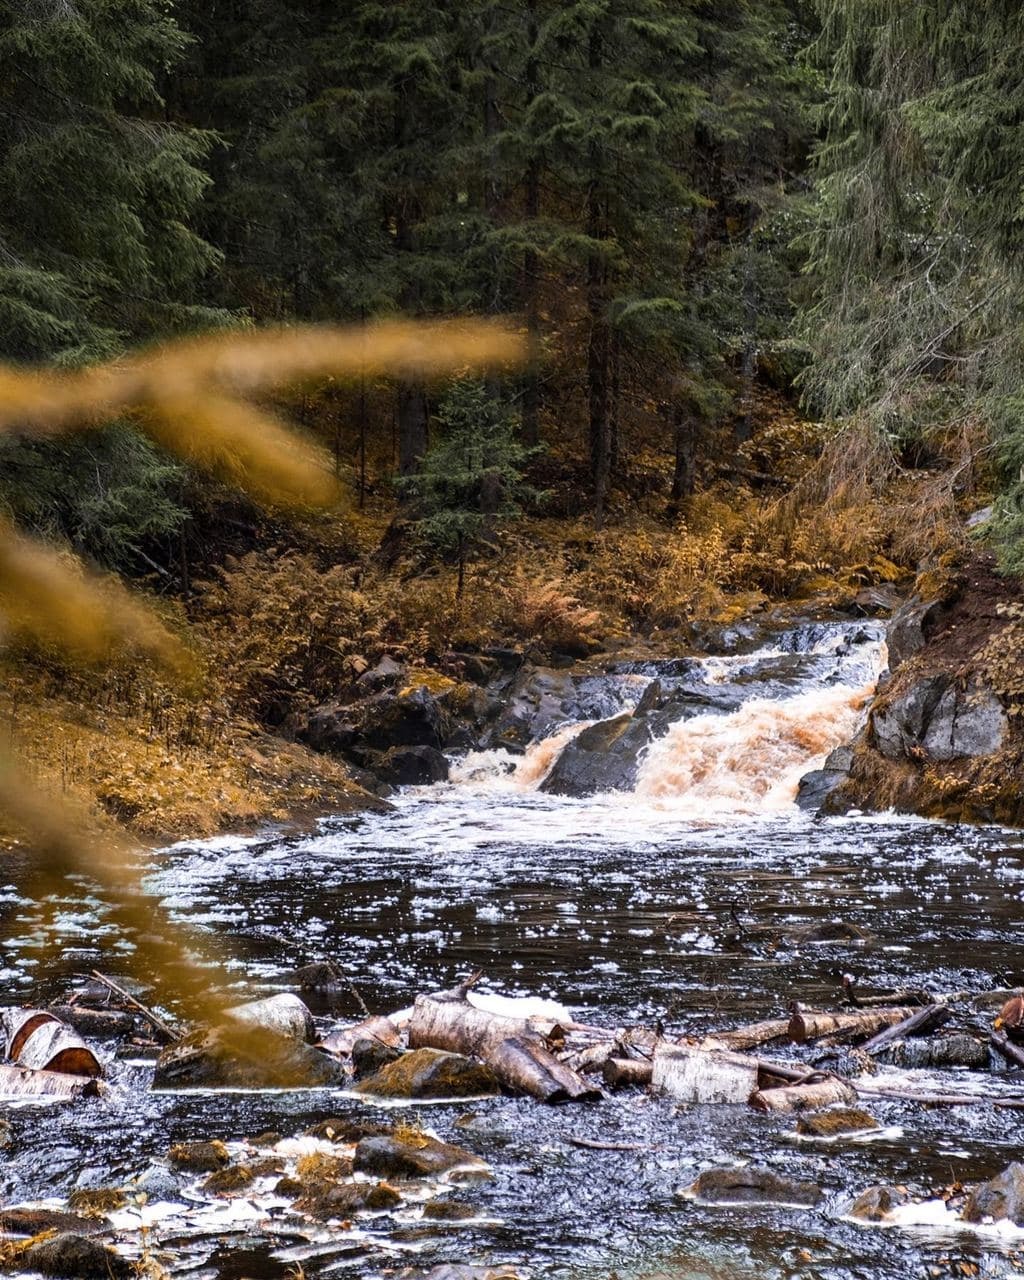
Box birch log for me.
[652,1042,760,1105]
[2,1009,102,1077]
[0,1062,103,1100]
[788,1005,916,1045]
[319,1015,401,1059]
[750,1078,858,1113]
[710,1018,792,1052]
[408,994,599,1102]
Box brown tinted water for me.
[2,622,1023,1279]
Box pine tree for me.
[400,379,537,596]
[0,0,223,568]
[0,0,221,363]
[801,2,1024,562]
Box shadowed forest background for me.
[2,0,1024,836]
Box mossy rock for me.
[22,1233,133,1279]
[295,1179,402,1220]
[295,1151,353,1182]
[168,1140,230,1172]
[354,1048,500,1101]
[848,1185,909,1222]
[421,1200,479,1221]
[203,1164,255,1194]
[304,1117,393,1143]
[796,1108,879,1138]
[65,1188,127,1218]
[353,1134,488,1180]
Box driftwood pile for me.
[2,969,1023,1115]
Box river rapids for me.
[2,619,1024,1278]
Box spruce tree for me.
[0,0,223,568]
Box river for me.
[2,620,1024,1278]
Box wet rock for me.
[351,1034,403,1079]
[251,1130,283,1147]
[847,1184,910,1222]
[886,596,947,671]
[292,962,342,991]
[374,745,450,786]
[796,1108,879,1138]
[65,1188,127,1218]
[539,714,650,796]
[168,1139,230,1172]
[202,1164,255,1194]
[49,1006,136,1039]
[0,1116,11,1151]
[873,674,1007,763]
[275,1176,303,1197]
[133,1164,181,1201]
[963,1162,1024,1226]
[154,1030,346,1090]
[796,768,847,813]
[249,1156,286,1177]
[353,1134,487,1180]
[682,1167,822,1207]
[295,1179,402,1219]
[421,1200,479,1221]
[355,1048,500,1101]
[0,1209,106,1237]
[304,1117,394,1143]
[22,1233,133,1279]
[295,1151,354,1182]
[358,655,406,691]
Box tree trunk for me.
[670,406,697,506]
[397,381,428,478]
[750,1078,858,1113]
[521,0,542,446]
[788,1005,917,1046]
[587,23,611,530]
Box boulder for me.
[681,1167,822,1207]
[154,1033,345,1090]
[795,1108,879,1138]
[357,655,406,691]
[168,1140,230,1172]
[356,686,447,752]
[22,1233,133,1279]
[921,680,1007,761]
[374,745,450,787]
[351,1035,404,1079]
[795,768,846,813]
[295,1180,402,1219]
[354,1048,500,1101]
[873,675,1007,763]
[963,1162,1024,1226]
[539,714,650,796]
[886,596,947,671]
[847,1185,910,1222]
[353,1134,487,1179]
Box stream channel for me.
[2,619,1024,1279]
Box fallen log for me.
[861,1004,951,1054]
[878,1034,989,1070]
[0,1062,103,1100]
[990,1031,1024,1070]
[652,1042,760,1104]
[711,1018,791,1052]
[408,992,599,1103]
[602,1057,654,1089]
[50,1006,136,1039]
[319,1015,401,1059]
[750,1078,858,1113]
[788,1004,916,1046]
[2,1009,102,1078]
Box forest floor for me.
[0,391,987,842]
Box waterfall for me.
[449,622,885,814]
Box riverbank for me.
[828,552,1024,825]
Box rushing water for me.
[3,620,1024,1278]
